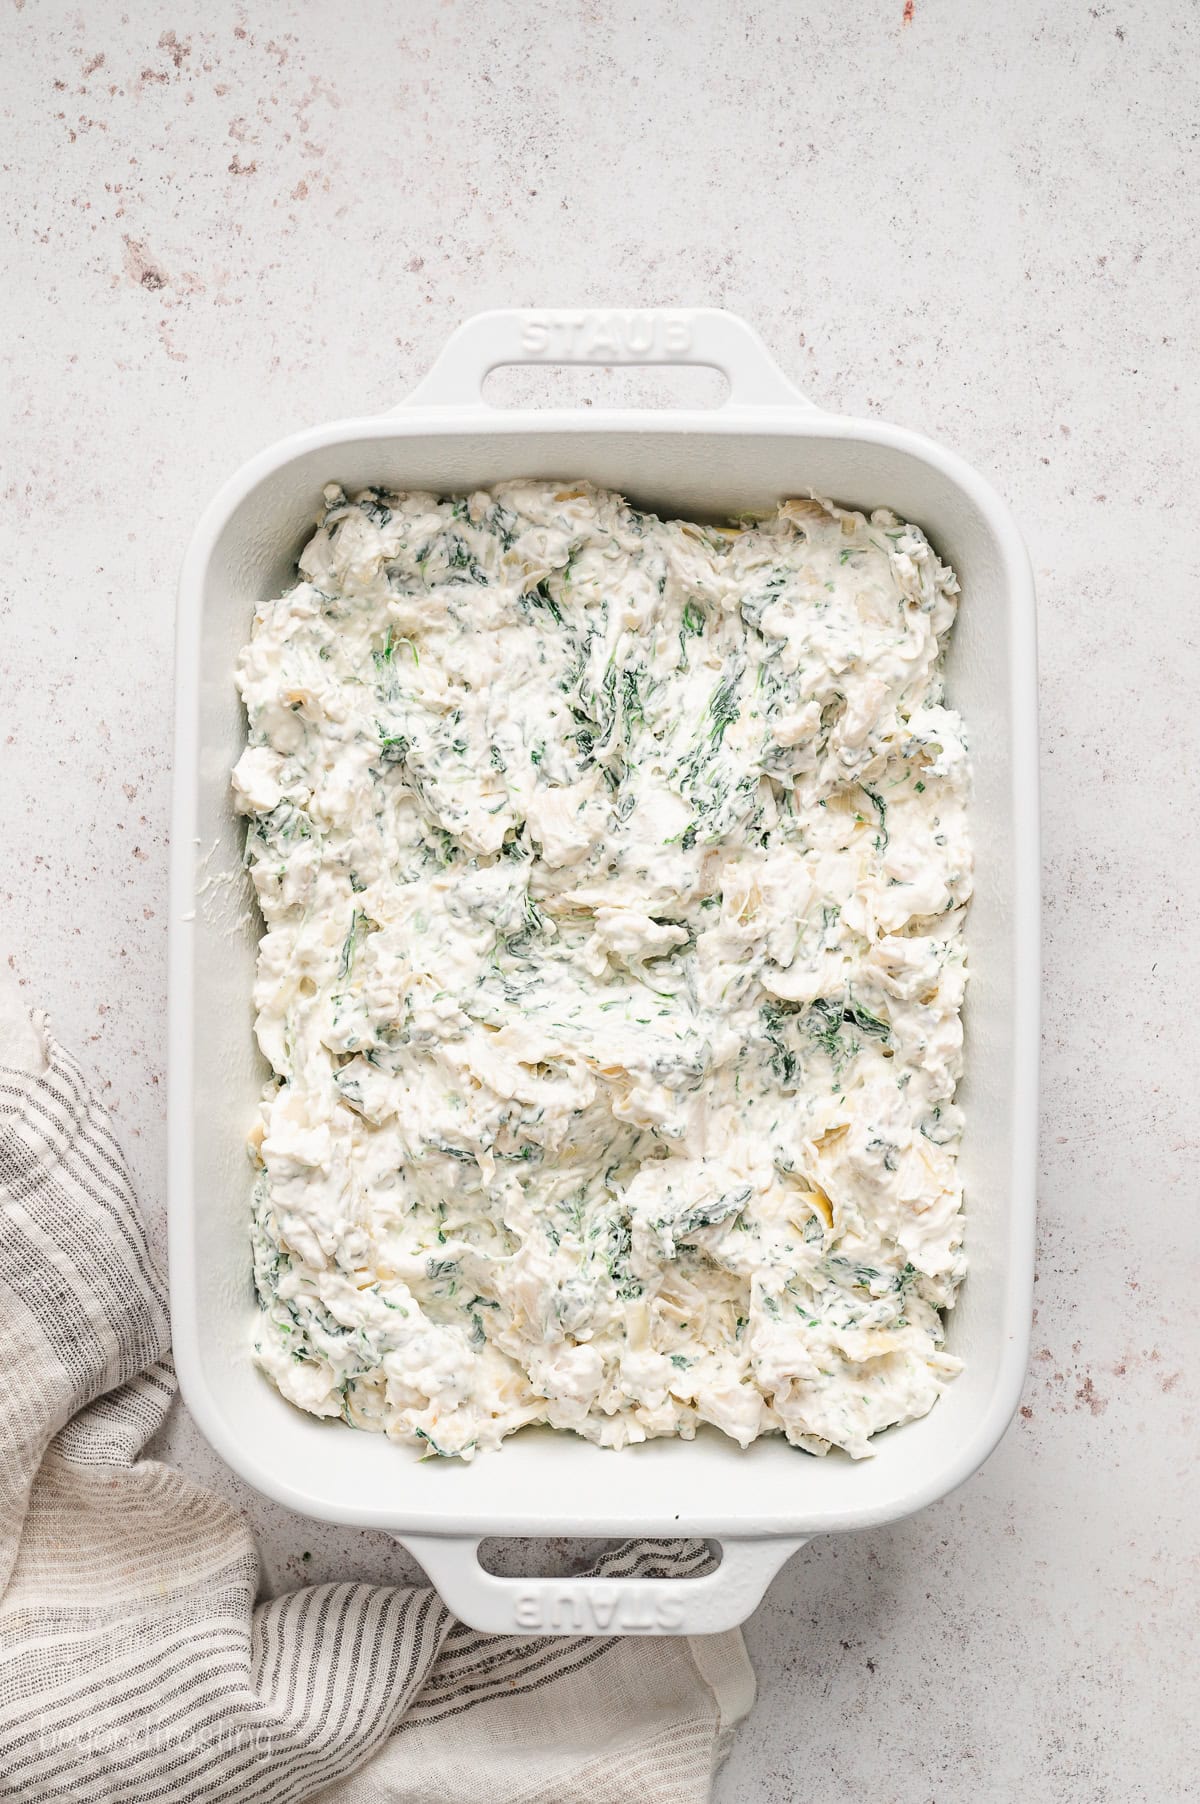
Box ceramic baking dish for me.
[169,308,1038,1636]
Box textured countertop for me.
[3,2,1195,1798]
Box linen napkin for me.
[0,968,753,1803]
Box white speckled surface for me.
[3,1,1196,1796]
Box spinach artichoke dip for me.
[233,480,971,1462]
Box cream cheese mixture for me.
[233,480,971,1460]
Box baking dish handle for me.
[398,1533,806,1637]
[396,308,816,412]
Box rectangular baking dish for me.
[169,308,1038,1636]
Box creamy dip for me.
[233,480,971,1460]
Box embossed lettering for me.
[587,1594,619,1631]
[623,314,654,357]
[551,313,588,356]
[653,1595,685,1630]
[589,321,622,358]
[550,1590,584,1633]
[663,316,691,354]
[617,1596,657,1633]
[513,1585,688,1633]
[518,310,693,364]
[513,1593,543,1631]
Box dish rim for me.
[169,387,1039,1549]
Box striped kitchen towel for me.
[0,972,753,1804]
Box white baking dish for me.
[169,309,1038,1636]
